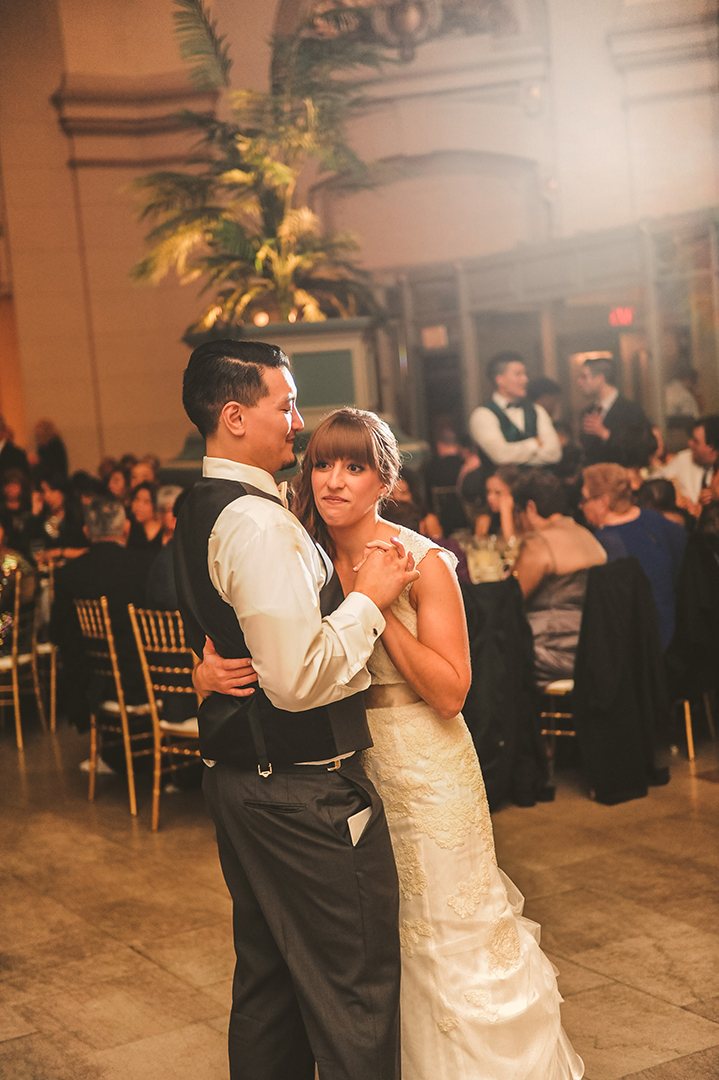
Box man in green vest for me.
[469,352,562,469]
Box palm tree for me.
[131,0,393,336]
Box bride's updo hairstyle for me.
[293,407,400,558]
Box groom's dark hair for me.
[183,339,290,438]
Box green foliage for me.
[172,0,232,89]
[132,0,392,333]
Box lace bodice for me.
[367,526,458,685]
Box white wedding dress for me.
[362,527,584,1080]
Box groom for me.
[173,339,417,1080]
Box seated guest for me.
[636,479,692,530]
[511,470,606,687]
[129,456,159,489]
[581,463,687,651]
[0,520,34,656]
[146,489,187,610]
[23,473,86,563]
[383,470,442,538]
[474,466,521,543]
[470,352,561,468]
[660,415,719,517]
[0,414,29,476]
[422,427,469,535]
[0,468,33,553]
[49,496,147,738]
[127,481,162,551]
[31,419,68,480]
[157,485,183,546]
[105,465,130,504]
[455,434,482,493]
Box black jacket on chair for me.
[573,557,670,805]
[49,542,148,730]
[461,576,548,809]
[581,395,654,466]
[665,532,719,703]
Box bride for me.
[197,407,583,1080]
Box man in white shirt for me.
[173,339,417,1080]
[661,415,719,515]
[665,367,700,421]
[469,352,561,468]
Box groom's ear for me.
[219,400,246,438]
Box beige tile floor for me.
[1,718,718,1079]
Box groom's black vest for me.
[173,477,372,768]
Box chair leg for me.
[152,743,162,831]
[12,667,23,751]
[683,700,696,762]
[50,649,57,733]
[120,718,138,818]
[89,716,98,802]
[31,654,47,732]
[704,691,716,742]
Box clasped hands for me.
[193,537,419,699]
[582,412,610,440]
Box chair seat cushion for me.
[159,717,199,736]
[544,678,574,695]
[100,700,155,715]
[0,653,32,670]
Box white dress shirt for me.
[598,387,618,420]
[469,393,562,466]
[665,381,699,419]
[204,457,384,714]
[660,448,705,505]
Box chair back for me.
[10,570,37,660]
[74,596,127,712]
[127,606,197,729]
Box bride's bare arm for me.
[378,550,471,720]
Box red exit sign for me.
[609,306,634,327]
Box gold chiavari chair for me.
[539,679,575,783]
[128,605,201,831]
[74,596,151,817]
[35,561,58,732]
[0,570,46,750]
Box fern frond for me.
[173,0,232,89]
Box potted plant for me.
[131,0,395,339]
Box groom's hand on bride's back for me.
[353,541,419,612]
[193,638,259,699]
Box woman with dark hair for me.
[636,478,691,530]
[24,473,86,562]
[512,470,606,687]
[127,481,162,550]
[473,465,521,542]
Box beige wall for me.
[0,0,717,468]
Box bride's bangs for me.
[307,413,379,471]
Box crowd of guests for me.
[383,352,719,701]
[1,345,717,740]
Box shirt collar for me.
[493,392,523,411]
[202,457,287,506]
[600,388,619,416]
